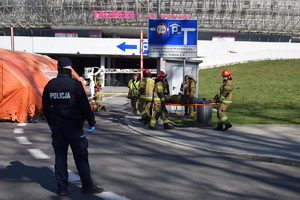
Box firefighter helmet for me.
[188,74,193,79]
[94,86,100,91]
[222,69,231,79]
[143,69,151,76]
[157,71,167,80]
[143,69,152,77]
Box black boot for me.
[224,123,232,131]
[148,125,157,130]
[164,123,174,129]
[143,116,151,125]
[213,123,223,131]
[101,106,106,112]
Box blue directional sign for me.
[117,42,137,52]
[148,19,198,46]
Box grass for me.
[169,59,300,125]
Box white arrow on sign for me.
[182,28,196,45]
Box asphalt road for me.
[0,95,300,200]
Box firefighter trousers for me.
[149,100,169,127]
[217,102,231,124]
[130,96,139,112]
[138,99,152,119]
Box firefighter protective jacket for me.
[42,69,96,127]
[153,80,167,102]
[138,77,154,101]
[186,79,196,97]
[128,79,140,97]
[219,79,233,104]
[90,91,103,105]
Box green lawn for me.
[170,59,300,125]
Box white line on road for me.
[103,95,118,101]
[28,149,50,159]
[96,191,130,200]
[48,166,81,181]
[15,137,32,145]
[13,128,24,134]
[48,167,130,199]
[17,123,27,127]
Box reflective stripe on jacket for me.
[219,80,233,103]
[139,77,154,101]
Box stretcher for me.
[164,103,216,106]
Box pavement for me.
[102,86,128,94]
[124,114,300,168]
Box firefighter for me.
[213,69,233,131]
[89,86,106,112]
[180,75,189,117]
[42,57,103,196]
[149,71,174,130]
[95,74,103,90]
[127,73,140,115]
[138,69,154,125]
[186,74,197,118]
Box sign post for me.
[148,19,198,123]
[140,30,144,80]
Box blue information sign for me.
[148,19,198,46]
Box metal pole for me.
[140,30,144,80]
[10,27,14,51]
[181,58,186,124]
[156,0,161,75]
[157,0,161,19]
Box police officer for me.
[149,71,173,130]
[42,57,103,196]
[138,69,154,125]
[213,69,233,131]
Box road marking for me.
[96,191,130,200]
[15,137,32,145]
[48,167,130,199]
[13,128,24,134]
[28,149,50,159]
[17,123,27,127]
[103,95,119,101]
[48,166,81,181]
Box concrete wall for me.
[1,36,300,68]
[197,41,300,68]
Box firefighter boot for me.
[101,106,106,112]
[148,125,157,130]
[223,121,232,131]
[213,123,223,131]
[164,123,174,130]
[143,116,151,125]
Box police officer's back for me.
[42,57,103,196]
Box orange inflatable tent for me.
[0,48,83,123]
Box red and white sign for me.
[155,23,168,35]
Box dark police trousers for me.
[51,121,94,191]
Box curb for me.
[123,114,300,168]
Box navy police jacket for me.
[42,68,95,128]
